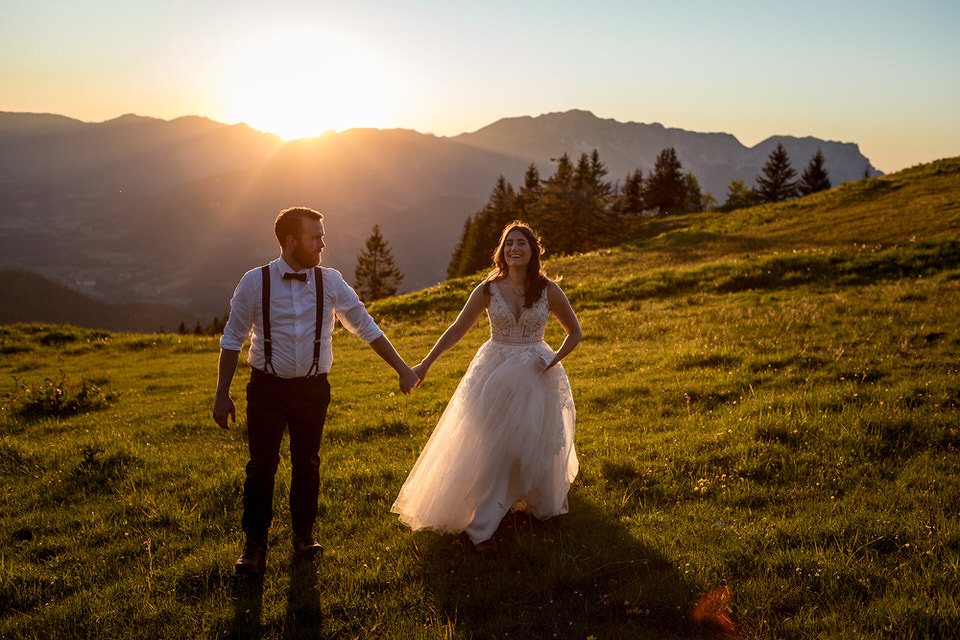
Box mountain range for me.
[0,109,881,328]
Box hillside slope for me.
[0,270,198,333]
[372,157,960,319]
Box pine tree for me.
[683,172,705,212]
[645,147,686,214]
[447,176,520,278]
[798,148,832,196]
[609,168,643,238]
[569,150,614,251]
[535,154,577,254]
[354,225,404,301]
[721,179,759,211]
[516,163,542,220]
[755,143,798,203]
[446,216,472,279]
[620,169,644,216]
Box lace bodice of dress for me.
[488,282,549,344]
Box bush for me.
[11,373,117,419]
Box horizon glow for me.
[1,0,958,173]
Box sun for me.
[222,31,398,139]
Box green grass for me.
[2,159,959,639]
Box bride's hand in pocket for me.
[534,356,552,375]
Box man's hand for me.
[412,362,429,386]
[213,393,236,429]
[398,365,420,394]
[214,349,240,429]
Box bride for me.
[391,221,581,552]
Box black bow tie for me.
[282,272,307,281]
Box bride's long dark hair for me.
[482,221,550,308]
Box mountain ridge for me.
[454,110,879,195]
[0,108,887,321]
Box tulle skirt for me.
[391,339,577,544]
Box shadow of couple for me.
[409,494,735,638]
[228,494,734,639]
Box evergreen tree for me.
[721,179,759,211]
[798,148,832,195]
[534,154,577,255]
[449,176,518,278]
[620,169,644,216]
[645,147,686,214]
[609,168,643,239]
[570,150,614,251]
[354,225,404,301]
[683,172,705,212]
[446,215,472,279]
[515,163,542,221]
[444,149,709,280]
[755,143,798,203]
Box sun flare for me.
[222,31,398,139]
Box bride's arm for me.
[413,283,489,383]
[544,281,582,370]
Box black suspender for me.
[306,266,324,377]
[260,265,325,377]
[260,265,275,375]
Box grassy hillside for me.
[0,269,200,333]
[1,158,958,639]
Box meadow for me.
[1,158,959,639]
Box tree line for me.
[447,144,833,277]
[723,143,832,211]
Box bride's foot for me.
[474,538,497,554]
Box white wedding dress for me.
[391,282,577,544]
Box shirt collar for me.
[277,256,308,276]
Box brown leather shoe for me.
[235,534,267,575]
[292,532,323,560]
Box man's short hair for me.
[274,207,323,245]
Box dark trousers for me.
[241,368,331,536]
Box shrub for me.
[11,373,117,419]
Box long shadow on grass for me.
[227,560,323,640]
[284,559,324,638]
[230,575,264,639]
[412,494,728,639]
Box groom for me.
[213,206,419,576]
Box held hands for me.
[398,364,420,395]
[412,362,430,386]
[212,394,236,429]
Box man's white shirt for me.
[220,257,383,378]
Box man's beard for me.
[292,244,320,269]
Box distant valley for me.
[0,109,882,329]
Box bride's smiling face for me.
[503,230,532,268]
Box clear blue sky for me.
[2,0,958,173]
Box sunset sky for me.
[2,0,957,173]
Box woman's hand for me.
[535,354,555,375]
[413,362,430,385]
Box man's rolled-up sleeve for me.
[219,270,256,351]
[332,271,384,344]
